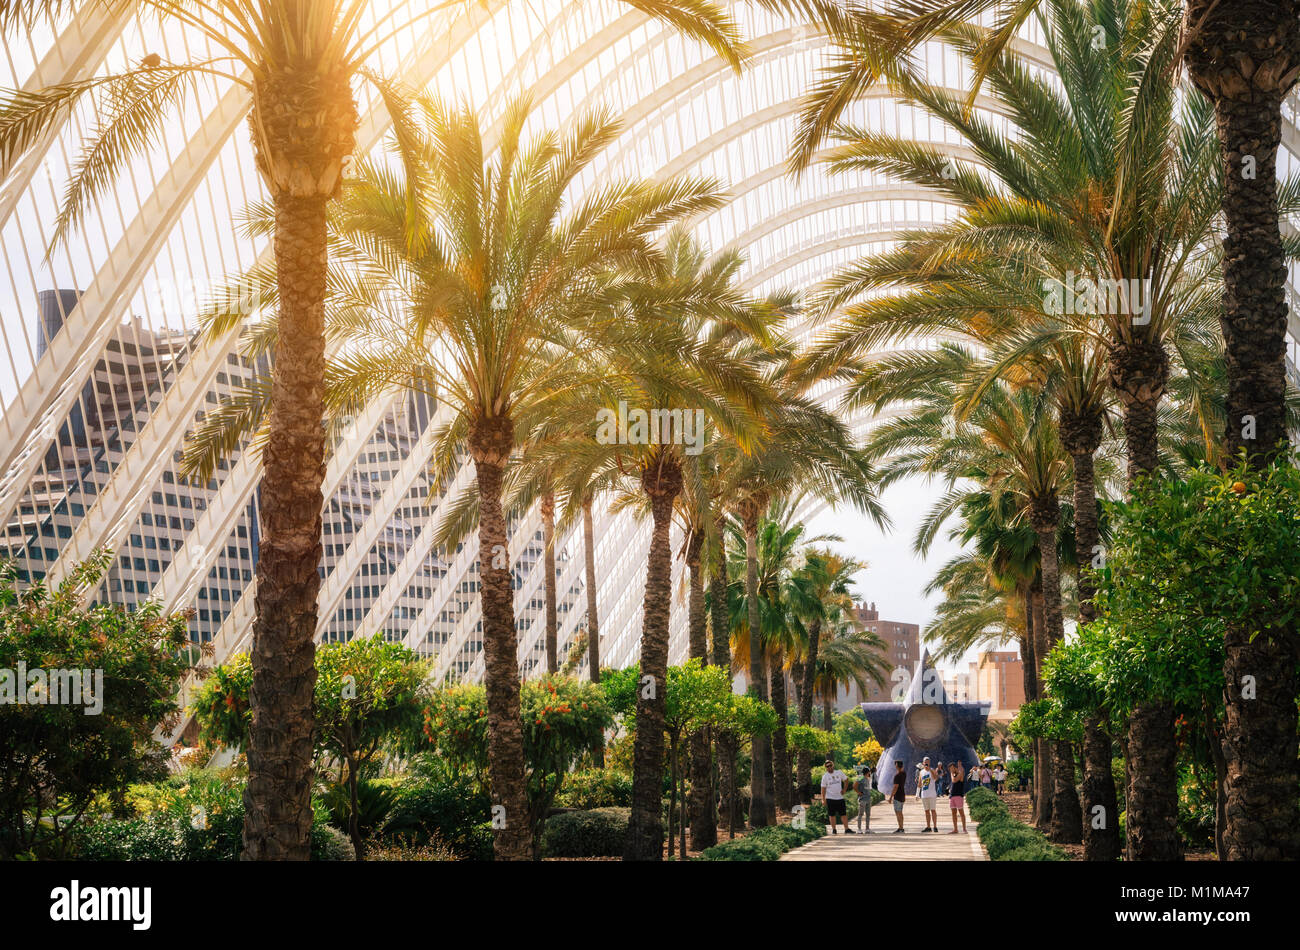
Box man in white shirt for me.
[820,759,854,835]
[916,756,940,832]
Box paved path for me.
[781,798,987,861]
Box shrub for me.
[0,554,192,858]
[554,768,633,809]
[382,774,493,861]
[979,824,1044,859]
[540,807,629,858]
[311,825,357,861]
[696,822,823,861]
[967,787,1069,862]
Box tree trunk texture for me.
[1060,411,1122,860]
[742,503,775,827]
[582,497,603,767]
[468,415,532,861]
[709,515,739,833]
[1125,701,1183,861]
[1220,626,1300,858]
[541,491,558,675]
[624,452,682,860]
[1111,343,1183,860]
[1186,0,1300,465]
[241,192,330,862]
[1032,504,1083,845]
[797,618,822,804]
[1030,587,1053,830]
[686,530,717,851]
[770,653,792,812]
[1081,716,1121,861]
[1186,0,1300,861]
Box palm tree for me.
[789,548,863,803]
[1,0,751,860]
[787,0,1300,864]
[184,96,727,859]
[717,362,886,824]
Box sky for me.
[806,474,1017,674]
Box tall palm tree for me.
[788,548,863,803]
[1,0,750,860]
[184,96,728,859]
[787,0,1300,863]
[718,363,886,824]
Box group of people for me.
[817,756,1009,836]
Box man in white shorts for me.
[820,758,855,835]
[916,756,940,832]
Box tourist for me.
[948,762,968,833]
[855,763,874,834]
[917,756,939,831]
[889,761,907,833]
[980,763,993,790]
[820,758,854,835]
[935,760,949,796]
[993,763,1007,795]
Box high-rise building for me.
[976,649,1025,720]
[839,600,920,708]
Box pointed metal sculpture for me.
[861,650,989,794]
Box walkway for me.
[780,798,988,861]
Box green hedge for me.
[72,812,354,861]
[382,774,493,860]
[696,822,824,861]
[966,787,1068,861]
[554,769,633,809]
[541,807,629,858]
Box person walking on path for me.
[821,759,855,835]
[993,764,1007,795]
[979,764,993,791]
[855,764,874,834]
[889,761,907,833]
[947,762,968,834]
[917,757,940,832]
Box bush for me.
[541,807,629,858]
[979,824,1044,859]
[311,825,356,862]
[696,822,823,861]
[382,774,493,861]
[554,768,633,809]
[967,787,1068,862]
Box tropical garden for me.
[0,0,1297,864]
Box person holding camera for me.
[855,763,875,834]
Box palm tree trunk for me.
[797,618,821,804]
[686,529,717,850]
[624,452,683,860]
[742,503,775,827]
[823,695,833,732]
[1110,341,1182,860]
[1032,503,1083,845]
[1186,0,1299,465]
[541,491,558,675]
[1186,14,1300,854]
[469,414,532,861]
[770,652,792,812]
[1030,586,1053,830]
[709,514,739,834]
[241,191,331,862]
[1221,626,1300,858]
[1061,413,1121,859]
[582,496,603,767]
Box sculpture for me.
[861,651,989,794]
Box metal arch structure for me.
[2,1,1299,723]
